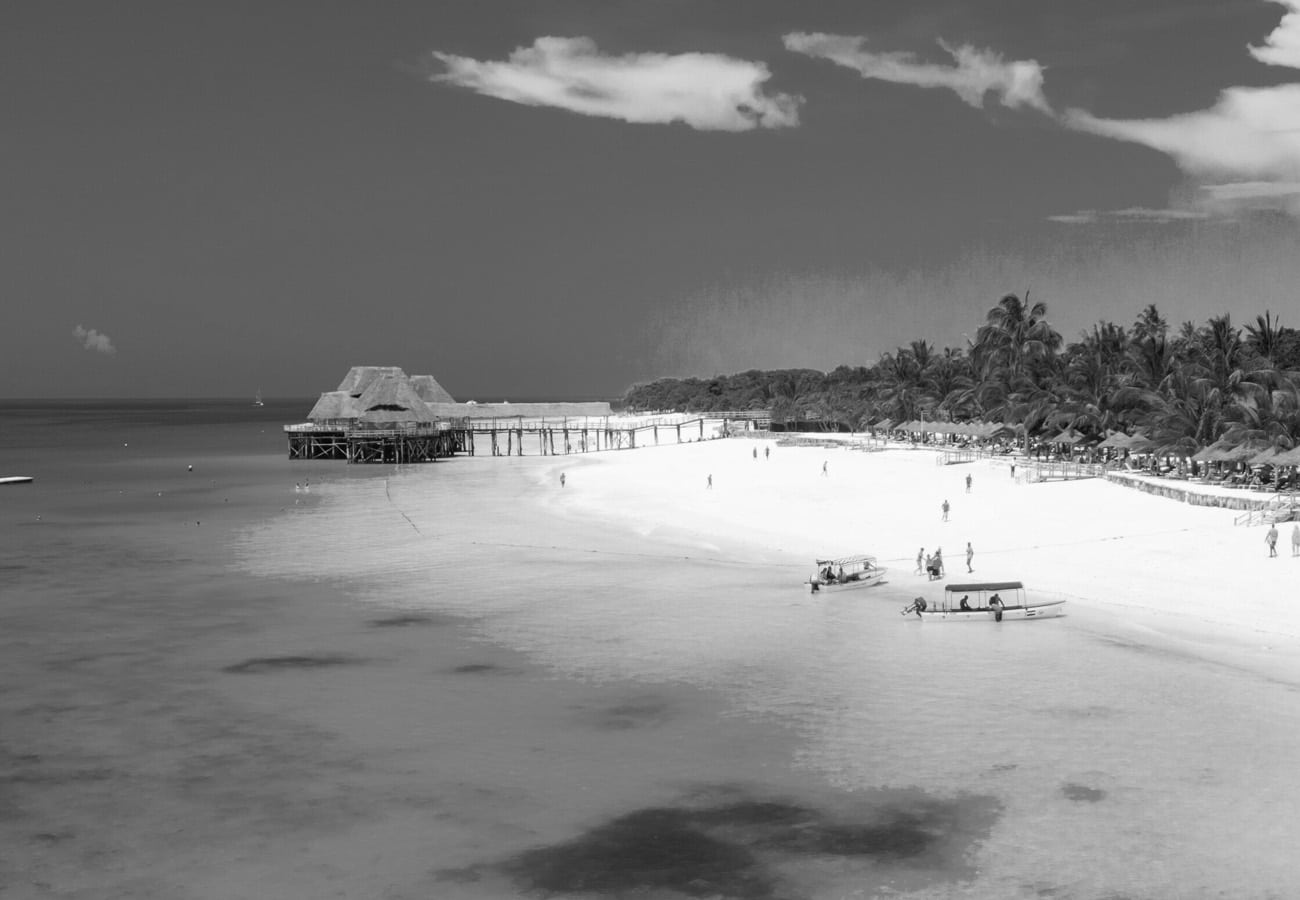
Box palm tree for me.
[972,293,1064,447]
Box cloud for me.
[73,325,115,354]
[1249,0,1300,69]
[1065,85,1300,182]
[430,36,800,131]
[783,32,1051,112]
[1061,1,1300,216]
[1048,207,1211,225]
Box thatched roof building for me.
[306,391,361,424]
[304,367,611,427]
[356,374,437,425]
[337,366,407,397]
[409,375,456,404]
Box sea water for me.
[238,453,1300,898]
[3,403,1299,899]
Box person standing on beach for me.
[707,473,713,489]
[560,472,566,488]
[822,460,828,476]
[764,446,770,460]
[753,447,757,460]
[942,499,950,521]
[915,547,924,575]
[1292,524,1300,556]
[966,542,974,572]
[1010,463,1016,479]
[1266,524,1279,557]
[965,473,972,493]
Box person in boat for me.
[989,593,1003,609]
[959,595,971,610]
[837,565,846,583]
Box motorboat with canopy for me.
[900,581,1065,621]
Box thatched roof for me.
[307,391,361,422]
[409,375,455,404]
[427,401,612,420]
[356,374,437,425]
[337,366,407,397]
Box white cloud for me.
[1066,85,1300,183]
[1249,0,1300,69]
[783,32,1051,112]
[1061,1,1300,217]
[72,325,115,354]
[431,36,800,131]
[1048,207,1210,225]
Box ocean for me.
[3,401,1299,899]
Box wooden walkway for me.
[285,415,762,463]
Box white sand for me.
[545,436,1300,675]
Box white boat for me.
[900,581,1065,621]
[0,476,34,485]
[808,554,888,593]
[253,389,264,407]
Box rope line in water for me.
[384,479,422,535]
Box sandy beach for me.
[8,422,1300,899]
[550,437,1300,671]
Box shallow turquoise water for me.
[238,456,1300,898]
[6,404,1299,898]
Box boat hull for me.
[811,571,888,592]
[914,600,1066,621]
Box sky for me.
[3,0,1300,400]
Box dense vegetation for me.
[624,295,1300,454]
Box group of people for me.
[916,541,975,580]
[917,547,945,580]
[1264,522,1300,557]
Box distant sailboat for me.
[254,389,265,407]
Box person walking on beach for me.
[764,446,770,460]
[1266,524,1279,557]
[965,473,972,493]
[753,447,758,460]
[707,473,713,489]
[1292,524,1300,557]
[560,472,566,488]
[822,460,828,477]
[915,547,925,575]
[966,541,974,573]
[941,499,950,521]
[934,547,945,577]
[1010,463,1016,479]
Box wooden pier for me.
[285,424,464,463]
[285,412,768,464]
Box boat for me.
[900,581,1065,621]
[253,389,264,407]
[807,554,888,592]
[0,476,34,485]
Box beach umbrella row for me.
[1096,431,1156,453]
[883,420,1017,438]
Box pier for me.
[285,412,770,463]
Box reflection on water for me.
[238,460,1300,898]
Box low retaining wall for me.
[1105,471,1280,511]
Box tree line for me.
[623,295,1300,455]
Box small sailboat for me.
[253,388,265,407]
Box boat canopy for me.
[815,554,878,567]
[944,581,1023,594]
